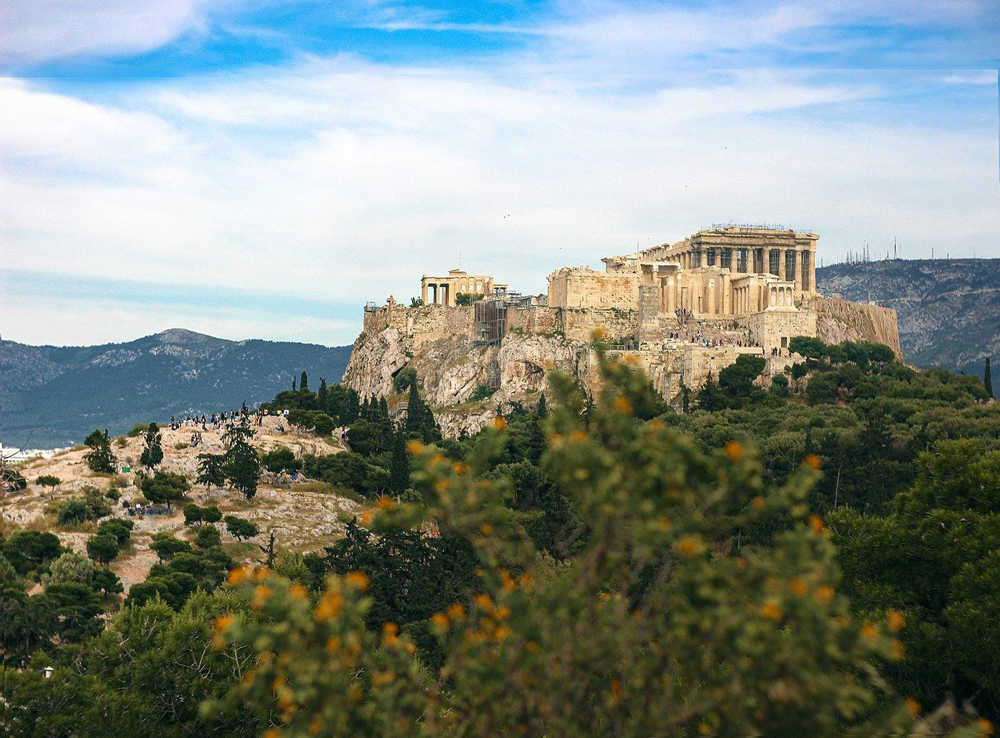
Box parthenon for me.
[548,225,818,316]
[421,269,508,307]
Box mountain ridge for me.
[816,258,1000,375]
[0,329,352,449]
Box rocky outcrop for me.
[808,295,902,360]
[341,327,408,400]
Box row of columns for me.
[421,283,451,306]
[677,246,811,293]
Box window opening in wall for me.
[785,250,796,282]
[769,249,781,276]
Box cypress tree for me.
[537,393,547,419]
[292,376,297,391]
[389,431,409,494]
[300,371,309,392]
[318,378,329,410]
[986,357,994,399]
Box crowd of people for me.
[168,407,291,433]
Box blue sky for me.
[1,0,998,347]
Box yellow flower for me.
[359,510,375,526]
[760,602,784,621]
[253,567,270,582]
[751,496,766,509]
[610,678,623,706]
[406,440,424,455]
[382,622,399,645]
[893,640,905,659]
[615,396,633,415]
[525,641,539,653]
[808,514,825,535]
[214,614,234,632]
[348,686,362,702]
[314,592,344,621]
[288,584,308,600]
[345,571,370,591]
[493,416,507,431]
[227,566,249,585]
[978,718,994,735]
[474,594,493,611]
[264,729,282,738]
[252,586,271,611]
[501,570,516,591]
[860,623,878,640]
[886,610,905,632]
[480,523,493,535]
[725,440,744,462]
[905,698,921,716]
[790,578,808,597]
[375,496,395,510]
[326,636,341,653]
[591,327,608,341]
[571,429,588,442]
[447,603,466,619]
[495,605,512,620]
[804,454,822,470]
[372,671,395,687]
[815,585,834,605]
[676,536,703,557]
[308,718,325,736]
[453,462,467,474]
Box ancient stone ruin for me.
[345,226,901,436]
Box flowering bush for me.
[209,346,989,738]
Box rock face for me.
[341,327,408,400]
[808,296,903,360]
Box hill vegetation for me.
[1,337,999,737]
[0,329,352,449]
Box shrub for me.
[261,446,302,474]
[193,525,222,549]
[224,515,259,541]
[86,534,120,565]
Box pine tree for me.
[223,408,261,500]
[405,383,437,441]
[537,393,548,419]
[139,422,163,469]
[389,431,409,494]
[318,378,329,410]
[83,429,116,473]
[985,357,994,399]
[300,371,309,392]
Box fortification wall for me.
[806,296,902,359]
[362,304,475,349]
[548,268,639,310]
[559,308,637,342]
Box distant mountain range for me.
[817,259,1000,376]
[0,329,352,449]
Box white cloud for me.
[0,53,997,345]
[0,0,240,65]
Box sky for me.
[0,0,998,348]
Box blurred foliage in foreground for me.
[208,349,989,738]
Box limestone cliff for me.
[806,296,902,360]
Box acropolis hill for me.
[344,226,901,435]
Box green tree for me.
[183,502,204,525]
[300,370,309,392]
[223,411,260,500]
[389,431,410,494]
[2,530,63,576]
[42,552,95,587]
[150,533,192,562]
[140,470,190,509]
[197,452,227,489]
[83,428,117,473]
[985,357,994,399]
[96,517,134,547]
[35,474,61,489]
[194,525,222,549]
[86,534,120,565]
[140,421,164,469]
[262,446,301,474]
[224,515,259,541]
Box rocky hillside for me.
[0,329,352,449]
[817,259,1000,375]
